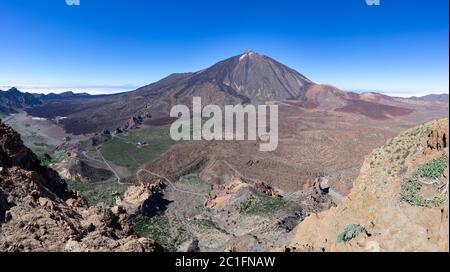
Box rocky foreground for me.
[1,118,449,252]
[0,120,161,252]
[285,118,449,252]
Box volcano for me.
[24,51,423,134]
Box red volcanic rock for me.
[336,100,414,119]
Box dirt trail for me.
[97,149,131,185]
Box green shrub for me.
[67,180,127,206]
[400,156,448,208]
[239,195,286,215]
[192,218,217,229]
[132,215,187,252]
[133,216,169,239]
[416,156,448,179]
[100,126,176,174]
[39,149,65,167]
[337,224,365,243]
[401,176,445,208]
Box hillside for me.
[22,51,434,135]
[24,51,314,134]
[414,94,449,102]
[0,119,161,252]
[284,118,449,252]
[134,50,314,104]
[0,87,91,114]
[1,116,449,252]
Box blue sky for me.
[0,0,448,96]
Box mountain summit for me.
[24,51,436,135]
[135,50,314,105]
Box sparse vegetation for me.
[39,149,65,167]
[132,215,170,242]
[336,224,365,243]
[416,156,448,179]
[181,172,213,194]
[239,194,287,215]
[95,202,116,226]
[132,215,187,251]
[100,126,177,174]
[67,180,127,206]
[401,176,445,207]
[402,150,410,159]
[401,156,448,208]
[192,218,217,229]
[374,123,438,179]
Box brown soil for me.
[284,118,449,252]
[142,101,447,196]
[336,100,414,119]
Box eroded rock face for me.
[0,122,36,169]
[56,156,113,183]
[204,178,254,210]
[177,238,200,252]
[426,121,449,152]
[254,181,279,197]
[126,115,144,129]
[115,181,166,217]
[0,120,161,252]
[285,118,449,252]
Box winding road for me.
[84,132,344,203]
[97,149,133,185]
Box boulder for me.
[115,181,165,216]
[177,238,200,252]
[0,122,162,252]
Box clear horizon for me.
[1,0,448,96]
[1,83,448,98]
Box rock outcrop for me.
[284,118,449,252]
[115,181,166,217]
[55,155,113,183]
[426,120,448,152]
[0,120,161,252]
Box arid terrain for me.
[0,120,161,252]
[144,99,448,197]
[285,118,449,252]
[1,52,448,252]
[1,116,448,252]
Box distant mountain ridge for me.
[0,87,91,113]
[412,93,449,102]
[1,50,445,134]
[22,50,318,133]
